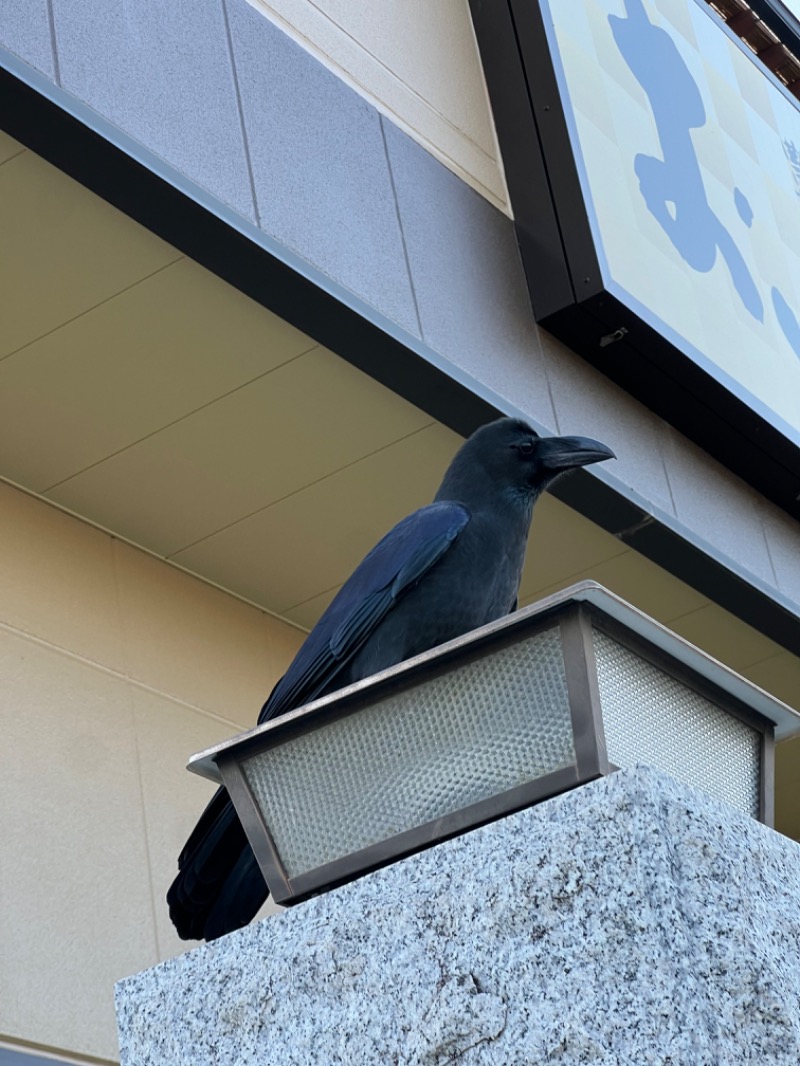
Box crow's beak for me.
[538,435,616,472]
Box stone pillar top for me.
[116,767,800,1064]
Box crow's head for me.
[436,418,615,507]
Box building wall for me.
[0,481,303,1062]
[239,0,508,209]
[2,0,798,610]
[0,0,507,205]
[2,4,800,1062]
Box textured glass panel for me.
[593,630,760,817]
[243,626,574,878]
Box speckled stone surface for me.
[116,768,800,1064]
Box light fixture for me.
[188,582,799,904]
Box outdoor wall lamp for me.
[188,582,799,904]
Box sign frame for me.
[469,0,800,519]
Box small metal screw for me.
[599,327,629,348]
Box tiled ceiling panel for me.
[0,257,320,490]
[518,499,628,603]
[0,128,24,164]
[523,534,708,624]
[46,346,434,554]
[171,421,461,612]
[0,138,180,359]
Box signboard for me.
[772,0,800,23]
[471,0,800,516]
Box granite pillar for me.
[116,767,800,1064]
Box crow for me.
[167,417,614,940]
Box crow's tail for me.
[167,786,268,941]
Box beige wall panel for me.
[265,606,310,657]
[0,481,125,673]
[0,630,157,1062]
[247,0,509,209]
[172,421,462,611]
[0,149,179,360]
[47,347,434,556]
[0,483,306,1058]
[130,687,251,962]
[113,540,303,728]
[0,258,318,492]
[0,130,24,165]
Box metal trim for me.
[202,582,785,901]
[559,605,610,778]
[587,608,774,739]
[216,755,292,902]
[190,606,569,780]
[588,609,768,818]
[507,0,605,302]
[466,0,574,319]
[734,0,800,82]
[761,728,776,828]
[188,582,799,782]
[572,585,799,737]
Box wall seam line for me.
[0,254,185,366]
[109,537,164,962]
[127,676,164,964]
[0,614,249,731]
[759,514,782,589]
[40,344,317,493]
[379,115,425,340]
[221,0,262,228]
[45,0,61,86]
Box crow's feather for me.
[168,418,614,940]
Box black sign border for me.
[470,0,800,520]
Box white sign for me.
[777,0,800,21]
[542,0,800,443]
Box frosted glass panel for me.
[243,626,575,877]
[593,630,760,817]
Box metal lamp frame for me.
[188,582,794,903]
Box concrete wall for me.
[0,481,303,1062]
[2,0,798,614]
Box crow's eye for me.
[516,439,535,457]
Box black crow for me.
[167,417,614,940]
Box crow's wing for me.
[168,500,470,941]
[258,501,470,724]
